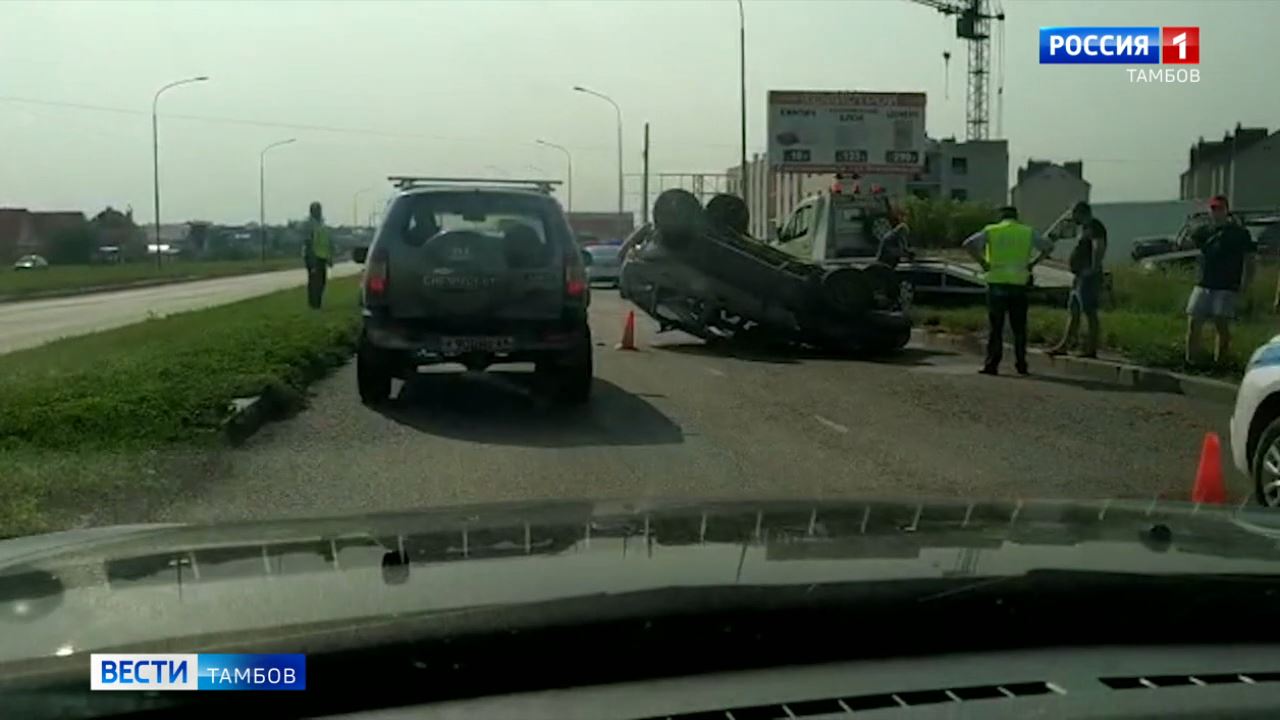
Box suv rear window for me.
[386,191,565,269]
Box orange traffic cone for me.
[616,310,637,351]
[1191,431,1226,504]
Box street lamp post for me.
[152,75,209,269]
[738,0,748,213]
[536,139,573,213]
[572,86,624,239]
[259,138,296,263]
[353,185,377,227]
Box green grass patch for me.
[914,265,1280,378]
[0,258,301,300]
[0,277,361,535]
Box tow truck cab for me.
[774,182,899,264]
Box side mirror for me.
[775,223,791,242]
[352,246,369,264]
[580,249,593,266]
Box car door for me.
[778,202,817,260]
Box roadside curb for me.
[912,328,1239,404]
[0,276,202,304]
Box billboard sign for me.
[767,91,926,175]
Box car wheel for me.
[887,325,912,351]
[538,328,593,405]
[357,342,393,405]
[1252,417,1280,507]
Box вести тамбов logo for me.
[1039,26,1200,84]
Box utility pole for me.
[641,122,650,225]
[572,85,624,239]
[259,138,295,263]
[738,0,748,209]
[152,75,209,269]
[536,139,573,212]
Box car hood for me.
[5,497,1280,664]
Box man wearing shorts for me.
[1185,195,1257,367]
[1048,202,1107,358]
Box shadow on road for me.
[1022,372,1171,395]
[654,339,959,368]
[376,370,684,448]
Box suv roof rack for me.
[388,176,563,194]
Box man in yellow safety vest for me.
[302,201,333,309]
[962,206,1055,376]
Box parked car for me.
[1245,216,1280,255]
[1231,336,1280,506]
[352,177,592,406]
[12,254,49,270]
[1139,249,1199,274]
[1130,235,1176,262]
[1175,209,1280,252]
[1146,215,1280,274]
[585,243,622,286]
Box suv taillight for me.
[566,258,587,298]
[365,251,388,299]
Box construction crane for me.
[907,0,1006,141]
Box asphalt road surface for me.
[153,287,1240,525]
[0,262,361,354]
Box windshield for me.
[3,0,1279,715]
[831,198,894,256]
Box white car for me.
[584,243,622,286]
[1231,335,1280,506]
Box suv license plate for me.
[441,336,515,354]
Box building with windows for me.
[1179,124,1280,209]
[905,138,1008,206]
[1010,160,1090,232]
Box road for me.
[150,288,1238,526]
[0,263,361,354]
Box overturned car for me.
[619,189,912,353]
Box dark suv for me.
[353,178,592,405]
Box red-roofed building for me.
[0,209,90,263]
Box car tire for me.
[538,328,593,405]
[357,341,393,405]
[1252,417,1280,507]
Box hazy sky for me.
[1,0,1277,225]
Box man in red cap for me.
[1185,195,1256,367]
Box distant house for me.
[31,211,88,243]
[92,207,143,258]
[1010,160,1091,232]
[0,208,40,262]
[141,223,193,254]
[0,208,89,262]
[1180,124,1280,209]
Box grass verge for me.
[913,266,1279,378]
[0,258,301,301]
[0,276,361,535]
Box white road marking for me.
[705,367,726,377]
[813,414,849,434]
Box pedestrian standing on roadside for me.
[302,201,333,309]
[1047,201,1108,358]
[1185,195,1257,367]
[963,206,1055,376]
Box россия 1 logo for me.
[1039,26,1200,84]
